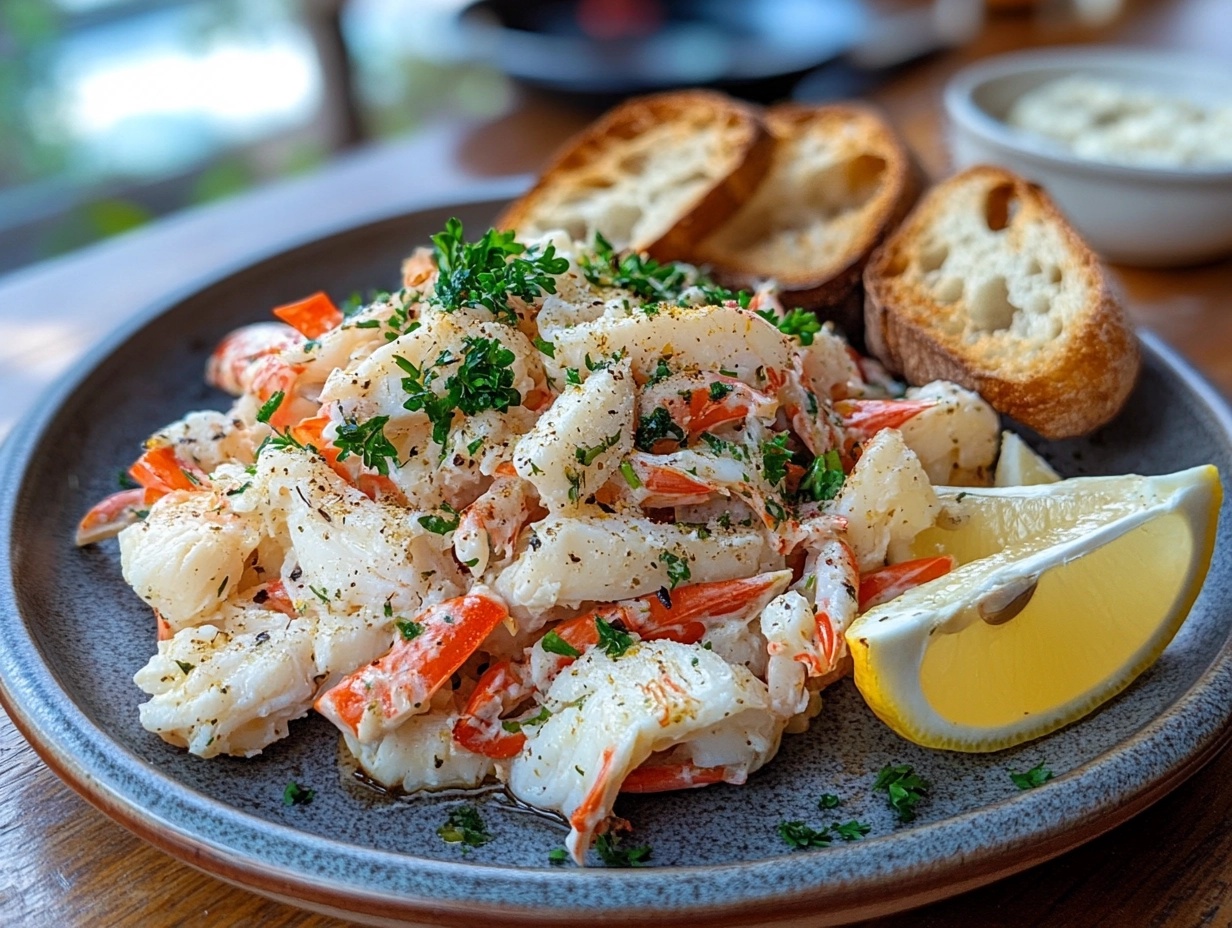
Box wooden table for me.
[3,0,1232,924]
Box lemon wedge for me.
[993,431,1060,487]
[846,466,1222,752]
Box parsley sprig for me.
[874,764,930,823]
[761,433,794,488]
[579,232,750,309]
[777,817,870,849]
[333,415,399,476]
[418,502,460,535]
[756,306,823,346]
[658,551,691,589]
[595,617,634,658]
[1010,762,1054,790]
[634,407,685,452]
[437,804,492,848]
[594,832,652,867]
[396,336,522,450]
[283,780,314,806]
[431,218,569,325]
[799,449,845,502]
[541,629,582,658]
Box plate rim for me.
[2,200,1232,927]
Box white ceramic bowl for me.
[944,47,1232,267]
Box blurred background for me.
[0,0,513,275]
[0,0,1145,277]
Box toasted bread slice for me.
[689,104,919,325]
[497,91,771,258]
[863,166,1139,439]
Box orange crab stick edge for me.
[272,291,343,340]
[859,555,957,612]
[315,591,509,740]
[129,445,204,495]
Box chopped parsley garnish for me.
[595,617,634,658]
[174,660,194,675]
[437,804,492,848]
[708,380,733,402]
[250,426,300,455]
[467,437,484,456]
[764,497,788,528]
[777,820,831,849]
[501,706,553,734]
[761,433,793,487]
[430,218,569,325]
[383,297,419,340]
[255,390,285,425]
[699,431,747,462]
[647,358,673,384]
[418,503,459,535]
[756,307,823,346]
[831,820,872,842]
[576,431,622,466]
[395,619,423,641]
[117,469,139,490]
[565,469,583,504]
[580,231,691,303]
[565,368,582,385]
[309,585,331,604]
[1010,762,1054,790]
[818,793,841,810]
[396,335,521,449]
[658,551,691,589]
[225,482,251,497]
[533,336,556,358]
[283,781,314,806]
[541,630,582,658]
[548,847,569,865]
[778,816,870,849]
[594,831,652,868]
[619,460,643,489]
[799,449,845,502]
[333,415,399,476]
[341,288,390,318]
[452,336,522,416]
[634,407,685,452]
[698,283,752,307]
[874,763,930,823]
[395,354,455,447]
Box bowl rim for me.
[944,45,1232,184]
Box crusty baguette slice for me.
[496,90,772,258]
[689,103,919,322]
[863,165,1139,439]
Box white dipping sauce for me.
[1007,75,1232,170]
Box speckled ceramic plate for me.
[2,192,1232,928]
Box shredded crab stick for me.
[614,454,717,508]
[205,322,302,396]
[636,373,777,451]
[602,570,793,644]
[76,487,153,546]
[836,398,936,442]
[451,660,531,759]
[620,761,734,793]
[130,444,208,496]
[272,291,343,339]
[858,555,956,612]
[506,639,775,864]
[315,589,509,742]
[79,443,214,546]
[453,572,792,759]
[247,579,299,618]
